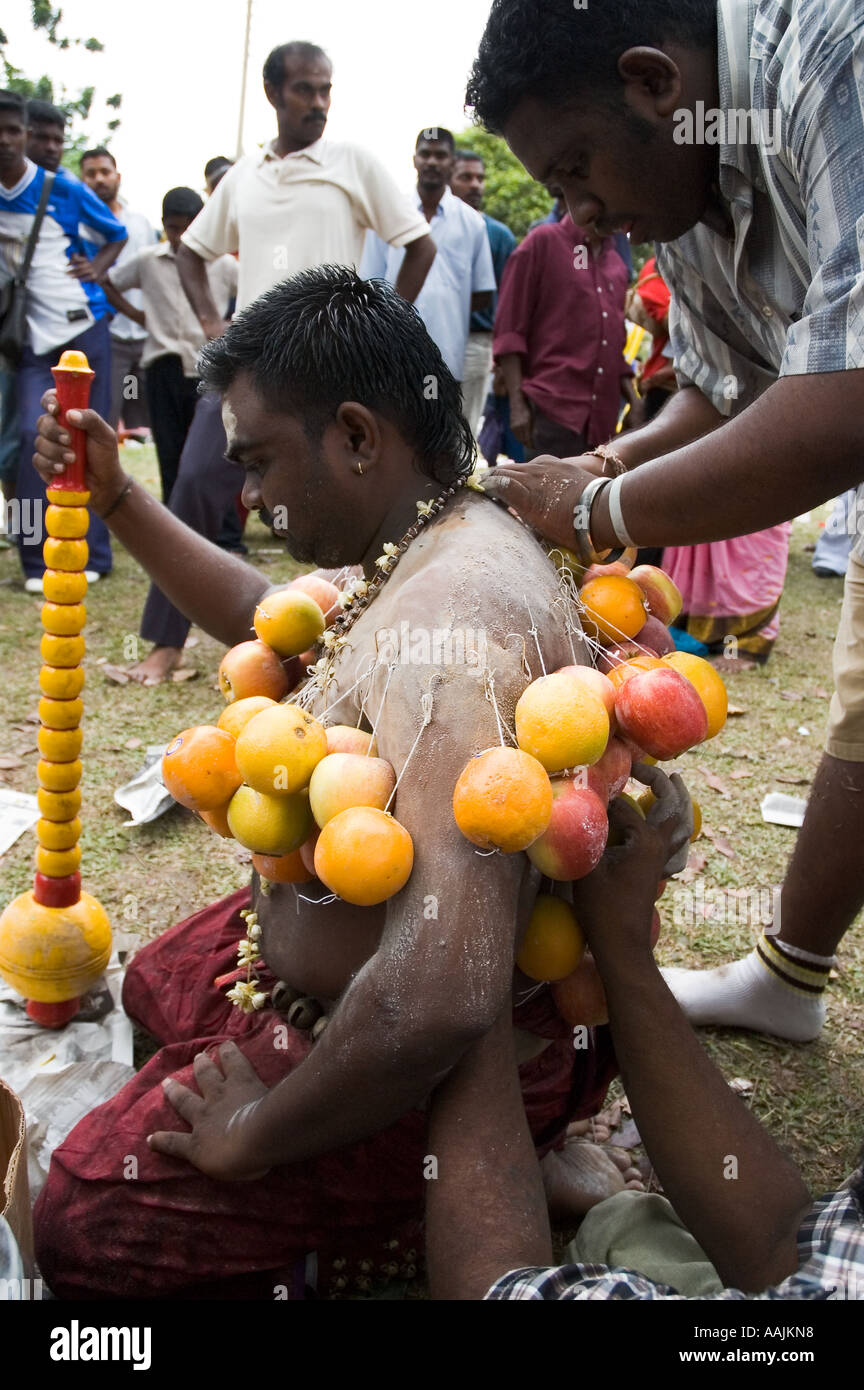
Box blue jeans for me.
[0,365,18,492]
[16,318,113,579]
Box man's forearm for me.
[394,235,436,303]
[102,279,145,327]
[90,241,126,280]
[102,478,270,647]
[593,371,864,548]
[612,383,723,469]
[426,1009,552,1300]
[599,949,810,1291]
[244,956,495,1171]
[177,244,223,333]
[498,353,524,400]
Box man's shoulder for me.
[483,212,517,243]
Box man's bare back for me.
[256,490,585,1004]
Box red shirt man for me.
[494,215,632,459]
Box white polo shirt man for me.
[361,186,496,381]
[181,136,429,310]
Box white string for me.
[483,668,509,747]
[524,595,547,676]
[385,688,435,811]
[296,891,339,907]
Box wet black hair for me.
[466,0,717,132]
[199,265,473,487]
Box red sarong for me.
[33,889,617,1299]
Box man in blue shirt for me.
[0,91,126,588]
[450,149,517,435]
[361,128,496,388]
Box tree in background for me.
[455,128,552,240]
[0,1,122,175]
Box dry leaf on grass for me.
[702,825,736,858]
[729,1078,754,1095]
[698,766,732,797]
[775,774,810,785]
[172,668,199,683]
[729,769,753,779]
[779,690,801,701]
[102,664,130,685]
[813,687,830,700]
[124,737,142,750]
[0,755,25,770]
[727,705,747,716]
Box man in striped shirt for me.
[469,0,864,1044]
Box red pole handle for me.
[50,351,95,494]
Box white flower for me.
[382,542,400,557]
[416,500,435,517]
[226,981,268,1012]
[237,939,259,967]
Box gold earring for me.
[358,462,364,476]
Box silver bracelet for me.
[607,473,638,548]
[572,477,611,565]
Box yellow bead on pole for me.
[0,350,112,1027]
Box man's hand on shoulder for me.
[148,1042,271,1181]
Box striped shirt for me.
[656,0,864,556]
[485,1179,864,1300]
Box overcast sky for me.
[5,0,497,223]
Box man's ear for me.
[263,82,280,112]
[335,402,381,476]
[618,46,683,119]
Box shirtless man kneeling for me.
[32,267,644,1299]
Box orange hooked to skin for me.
[515,671,610,773]
[251,848,314,884]
[452,746,553,853]
[517,895,585,982]
[161,725,243,813]
[580,574,646,646]
[314,806,414,906]
[235,703,328,797]
[290,574,342,626]
[661,652,728,741]
[226,785,313,857]
[253,588,325,658]
[217,696,277,740]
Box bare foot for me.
[127,645,184,686]
[541,1132,644,1222]
[708,655,758,673]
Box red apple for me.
[526,780,608,881]
[615,667,708,761]
[555,664,617,721]
[634,614,676,656]
[552,953,609,1026]
[596,641,643,674]
[299,828,320,875]
[585,736,632,802]
[629,565,683,627]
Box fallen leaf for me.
[702,825,736,858]
[183,635,199,650]
[96,656,108,665]
[813,687,830,700]
[797,726,811,737]
[24,712,40,724]
[171,668,199,683]
[729,769,753,779]
[777,737,792,748]
[779,690,801,701]
[125,737,142,750]
[0,755,24,770]
[698,766,732,797]
[775,774,809,785]
[101,664,130,685]
[727,705,747,716]
[730,1077,753,1095]
[14,744,38,757]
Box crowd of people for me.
[2,0,864,1307]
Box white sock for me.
[661,934,832,1042]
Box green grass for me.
[2,449,862,1195]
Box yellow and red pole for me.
[0,351,111,1026]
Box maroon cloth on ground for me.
[34,889,617,1300]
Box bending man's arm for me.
[484,370,864,550]
[176,243,227,340]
